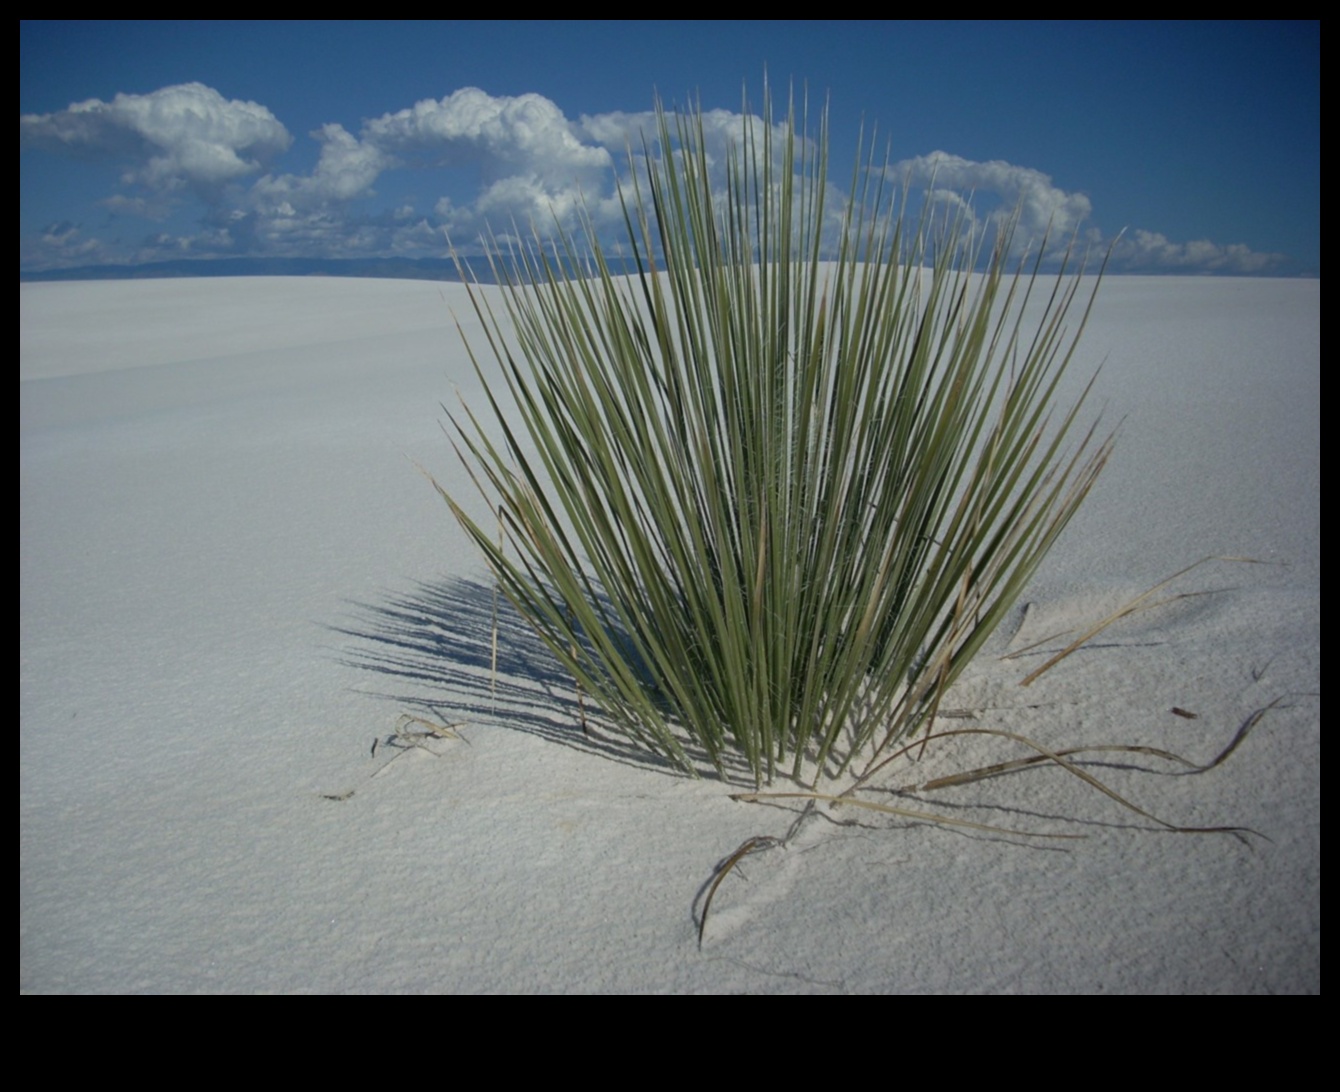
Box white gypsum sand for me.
[20,274,1318,993]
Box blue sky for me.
[20,21,1319,276]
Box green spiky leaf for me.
[440,86,1114,787]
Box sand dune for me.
[20,275,1318,993]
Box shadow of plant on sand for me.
[332,573,753,780]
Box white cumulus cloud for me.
[250,122,389,213]
[367,88,611,182]
[18,83,1291,276]
[886,151,1284,274]
[890,151,1094,248]
[1112,229,1285,274]
[21,82,292,192]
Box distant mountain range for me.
[20,255,501,284]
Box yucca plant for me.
[437,89,1114,788]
